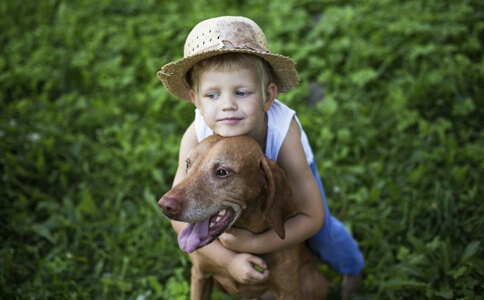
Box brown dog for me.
[158,135,327,299]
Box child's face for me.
[190,68,274,139]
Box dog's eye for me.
[215,169,228,177]
[185,159,190,171]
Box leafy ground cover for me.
[1,0,483,299]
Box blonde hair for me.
[186,53,275,96]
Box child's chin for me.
[215,130,249,138]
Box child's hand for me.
[227,253,269,284]
[219,227,257,252]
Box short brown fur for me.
[159,135,327,299]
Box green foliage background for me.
[1,0,483,299]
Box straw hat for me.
[157,16,299,101]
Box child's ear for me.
[263,83,277,112]
[189,90,202,111]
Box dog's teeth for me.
[216,216,221,222]
[210,222,215,228]
[219,209,226,216]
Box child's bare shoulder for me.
[180,122,199,153]
[277,119,306,171]
[173,123,199,186]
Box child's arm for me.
[169,123,269,283]
[219,119,325,254]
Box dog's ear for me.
[260,155,298,239]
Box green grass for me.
[1,0,483,299]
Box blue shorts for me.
[306,163,364,275]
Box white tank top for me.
[194,100,314,165]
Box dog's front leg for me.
[190,264,213,300]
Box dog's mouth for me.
[178,207,236,253]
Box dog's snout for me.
[158,196,182,218]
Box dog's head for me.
[158,134,296,253]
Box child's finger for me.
[253,264,265,273]
[248,256,267,270]
[251,268,269,283]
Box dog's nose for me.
[158,196,182,218]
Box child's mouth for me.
[219,117,242,124]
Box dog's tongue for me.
[178,219,209,253]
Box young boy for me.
[157,16,364,298]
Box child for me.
[157,16,364,298]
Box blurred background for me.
[1,0,483,299]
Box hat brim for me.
[157,48,299,102]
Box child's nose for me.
[221,95,237,111]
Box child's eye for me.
[205,93,219,99]
[236,91,248,97]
